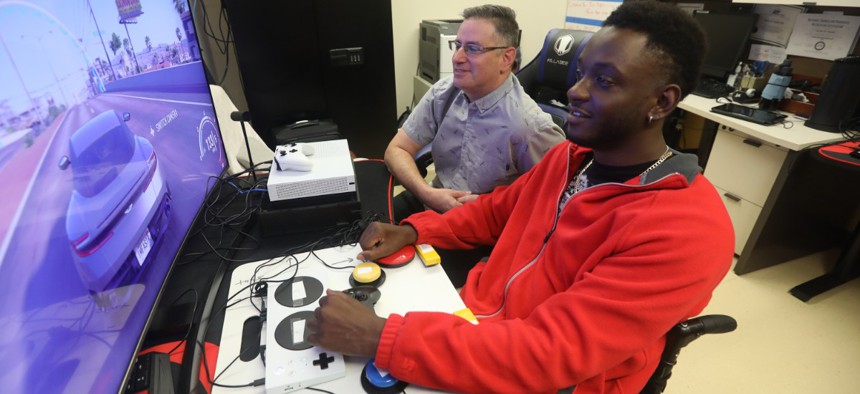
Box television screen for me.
[694,12,759,81]
[0,0,226,392]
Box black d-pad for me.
[313,352,335,369]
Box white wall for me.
[390,0,569,116]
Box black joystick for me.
[342,286,381,310]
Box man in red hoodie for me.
[307,1,734,392]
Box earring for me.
[648,114,654,124]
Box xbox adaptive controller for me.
[343,285,381,310]
[274,142,314,171]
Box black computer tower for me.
[223,0,397,157]
[806,56,860,133]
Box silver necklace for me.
[572,159,594,194]
[572,146,672,194]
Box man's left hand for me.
[306,289,387,357]
[457,194,479,204]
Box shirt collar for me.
[469,74,515,113]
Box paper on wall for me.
[785,13,860,61]
[748,43,787,64]
[564,0,622,32]
[751,4,805,48]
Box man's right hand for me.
[357,222,418,262]
[420,187,472,214]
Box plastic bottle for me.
[759,60,793,111]
[726,62,743,88]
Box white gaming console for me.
[267,139,356,202]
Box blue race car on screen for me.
[58,109,171,300]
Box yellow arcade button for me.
[352,262,382,284]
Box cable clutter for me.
[194,210,388,391]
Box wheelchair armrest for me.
[640,314,737,394]
[671,314,738,350]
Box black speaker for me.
[805,55,860,133]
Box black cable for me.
[196,285,264,389]
[198,338,262,389]
[182,162,383,268]
[183,162,389,386]
[788,116,860,155]
[311,250,358,271]
[195,256,299,389]
[196,212,385,385]
[839,116,860,142]
[194,252,299,388]
[177,173,266,266]
[216,16,233,85]
[306,387,336,394]
[162,288,201,356]
[194,0,234,85]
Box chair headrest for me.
[516,29,593,108]
[535,29,593,89]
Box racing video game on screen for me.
[0,0,226,391]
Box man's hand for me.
[420,187,472,213]
[457,193,479,204]
[357,222,418,261]
[306,289,386,357]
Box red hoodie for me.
[377,141,734,393]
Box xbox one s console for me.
[267,139,356,202]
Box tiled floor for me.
[402,165,860,393]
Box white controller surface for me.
[274,143,315,172]
[265,266,345,393]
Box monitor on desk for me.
[0,0,226,392]
[693,11,759,82]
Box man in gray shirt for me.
[387,4,564,223]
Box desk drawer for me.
[715,185,761,255]
[704,127,788,206]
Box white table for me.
[212,243,464,393]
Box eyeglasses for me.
[449,40,509,56]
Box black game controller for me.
[343,286,381,310]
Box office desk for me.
[212,244,465,393]
[678,95,846,275]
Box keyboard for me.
[692,79,736,99]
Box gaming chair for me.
[516,29,593,129]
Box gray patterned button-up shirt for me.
[403,74,565,194]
